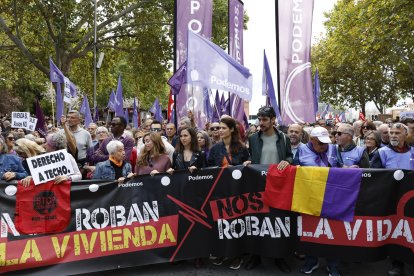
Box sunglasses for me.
[334,131,351,136]
[7,137,15,141]
[210,127,220,131]
[362,126,374,130]
[151,128,162,132]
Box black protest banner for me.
[0,166,413,275]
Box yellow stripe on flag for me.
[291,166,329,216]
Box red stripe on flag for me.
[263,165,297,211]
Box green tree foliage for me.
[0,0,241,113]
[312,0,413,114]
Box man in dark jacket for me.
[245,106,293,167]
[243,106,293,272]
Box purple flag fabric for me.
[203,89,213,121]
[320,104,330,119]
[49,58,77,97]
[212,91,221,123]
[124,109,130,125]
[229,0,244,65]
[278,0,315,124]
[313,69,321,115]
[176,0,213,69]
[221,95,230,116]
[34,99,47,137]
[115,75,124,116]
[320,168,362,222]
[175,0,213,130]
[55,83,64,126]
[187,31,253,101]
[339,112,346,122]
[263,50,283,124]
[94,106,99,122]
[79,95,93,127]
[229,0,246,124]
[133,98,139,129]
[168,61,187,95]
[150,98,163,122]
[107,90,115,111]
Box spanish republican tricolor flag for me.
[264,165,362,222]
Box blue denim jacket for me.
[0,154,28,180]
[92,160,131,180]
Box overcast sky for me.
[243,0,338,116]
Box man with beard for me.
[287,124,304,158]
[371,123,414,276]
[244,106,292,272]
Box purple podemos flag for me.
[115,75,124,117]
[278,0,315,124]
[79,95,93,127]
[186,31,253,101]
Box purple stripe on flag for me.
[320,168,362,222]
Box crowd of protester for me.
[0,108,414,276]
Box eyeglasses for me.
[334,131,351,136]
[151,128,162,132]
[96,131,107,134]
[7,137,14,141]
[210,127,220,131]
[365,137,376,141]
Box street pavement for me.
[83,256,414,275]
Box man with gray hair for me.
[87,123,98,147]
[377,123,390,147]
[64,110,93,167]
[371,123,413,276]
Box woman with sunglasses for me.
[135,132,171,176]
[0,135,27,182]
[4,132,17,155]
[354,121,376,147]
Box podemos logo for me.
[188,175,213,181]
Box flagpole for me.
[93,0,97,111]
[275,0,282,117]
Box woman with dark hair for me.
[207,117,249,269]
[197,130,212,159]
[0,136,27,182]
[354,120,376,147]
[135,132,171,176]
[364,130,381,164]
[167,127,206,174]
[208,117,249,168]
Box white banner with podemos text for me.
[27,149,74,185]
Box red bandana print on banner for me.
[15,179,71,234]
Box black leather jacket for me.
[172,150,206,171]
